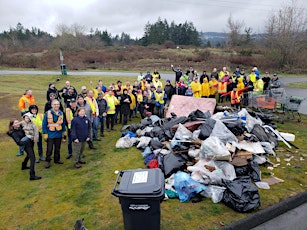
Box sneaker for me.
[78,161,86,164]
[16,152,24,157]
[66,154,72,159]
[39,156,46,161]
[100,133,104,137]
[74,163,82,168]
[107,128,111,132]
[93,138,101,141]
[35,159,40,163]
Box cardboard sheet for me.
[165,95,216,118]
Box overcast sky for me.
[0,0,305,38]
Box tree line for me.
[0,1,306,71]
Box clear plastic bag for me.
[174,123,193,140]
[115,134,134,148]
[210,119,238,144]
[199,136,231,161]
[200,185,226,203]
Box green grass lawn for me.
[0,74,306,229]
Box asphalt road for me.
[1,70,306,114]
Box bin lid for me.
[113,168,164,198]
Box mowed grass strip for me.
[0,74,306,229]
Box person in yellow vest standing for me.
[42,99,66,168]
[154,85,166,118]
[64,98,78,159]
[128,89,136,121]
[29,105,46,162]
[104,88,119,132]
[253,76,264,95]
[18,89,35,116]
[85,90,100,141]
[190,77,202,98]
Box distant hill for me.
[199,32,228,46]
[199,32,263,46]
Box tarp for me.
[166,95,216,118]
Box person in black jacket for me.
[200,70,210,84]
[120,89,131,125]
[164,80,174,105]
[7,119,42,180]
[46,83,61,101]
[96,92,107,137]
[171,64,183,83]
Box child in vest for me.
[222,86,248,110]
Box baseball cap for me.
[273,73,278,76]
[98,92,103,97]
[81,86,87,90]
[166,79,170,83]
[265,72,269,74]
[70,98,76,103]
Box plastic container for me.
[112,168,165,230]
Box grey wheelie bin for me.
[112,168,165,230]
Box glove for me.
[62,131,67,138]
[43,134,48,142]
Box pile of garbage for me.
[115,108,292,212]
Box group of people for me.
[7,66,281,180]
[169,64,281,109]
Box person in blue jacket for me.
[71,107,91,168]
[42,99,66,169]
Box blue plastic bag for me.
[174,171,207,202]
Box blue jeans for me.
[92,117,100,139]
[99,116,105,134]
[156,105,164,118]
[19,136,30,153]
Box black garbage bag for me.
[163,116,189,130]
[128,123,144,133]
[234,159,261,182]
[223,119,245,136]
[251,124,278,147]
[222,176,260,212]
[198,118,216,140]
[188,109,211,121]
[140,117,153,126]
[162,153,188,178]
[150,138,164,150]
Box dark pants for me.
[37,132,43,157]
[46,137,62,163]
[139,104,145,119]
[123,113,129,125]
[22,141,36,178]
[115,106,122,124]
[106,114,115,129]
[99,116,105,134]
[67,129,72,155]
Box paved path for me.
[1,70,306,114]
